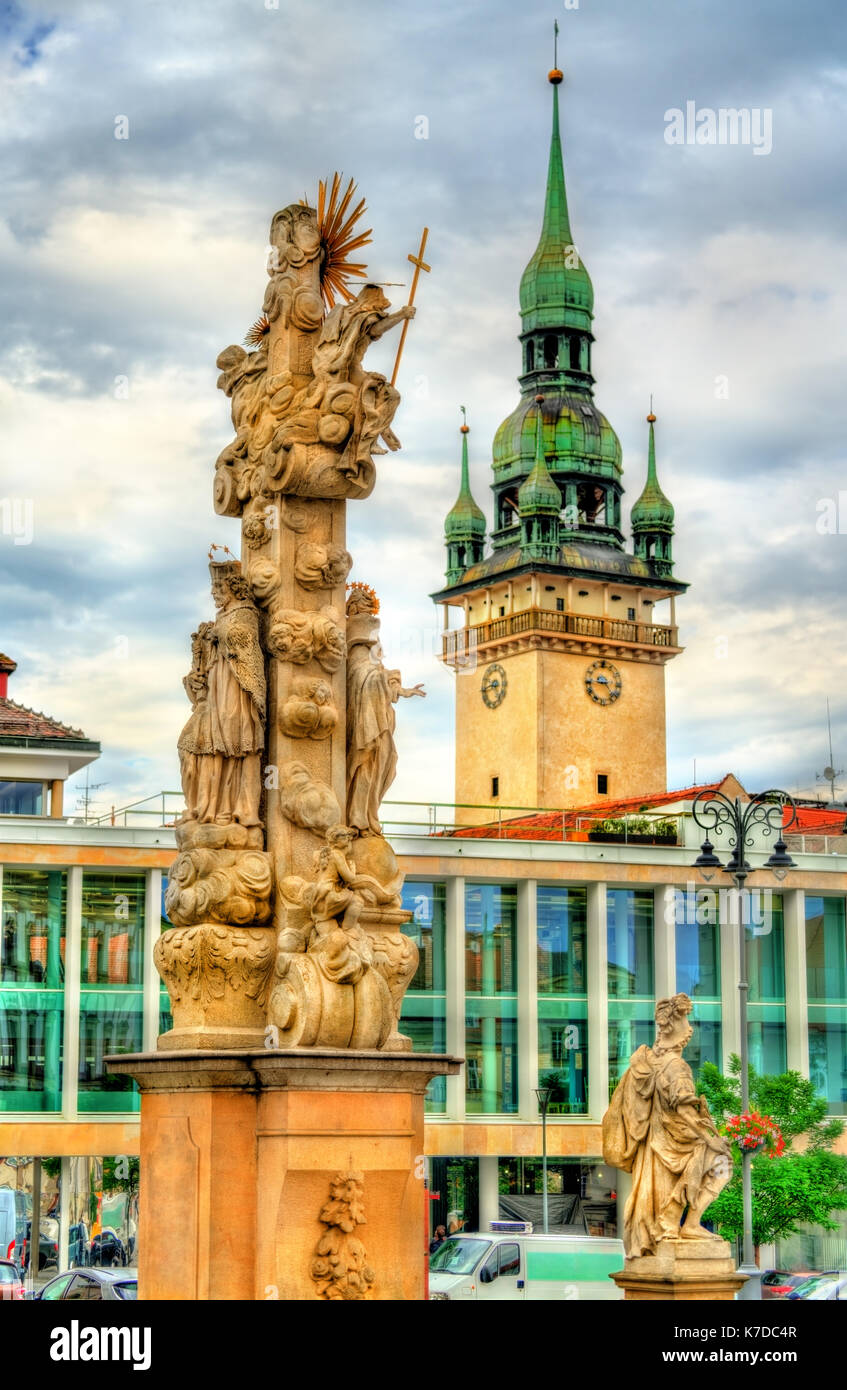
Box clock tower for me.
[431,65,688,820]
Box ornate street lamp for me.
[691,789,797,1298]
[534,1085,555,1234]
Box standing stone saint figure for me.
[346,587,424,836]
[602,993,731,1257]
[177,559,266,827]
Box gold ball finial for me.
[460,424,469,434]
[548,68,563,84]
[647,412,656,423]
[535,392,545,404]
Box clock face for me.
[481,663,508,709]
[585,659,622,706]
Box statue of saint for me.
[345,587,424,835]
[177,559,266,827]
[602,993,731,1257]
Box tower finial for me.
[460,404,469,433]
[549,19,563,83]
[647,394,656,424]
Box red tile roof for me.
[450,780,731,841]
[787,805,847,836]
[0,698,91,743]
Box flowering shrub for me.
[724,1111,785,1158]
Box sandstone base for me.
[612,1237,746,1301]
[106,1049,459,1302]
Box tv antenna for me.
[75,769,109,823]
[816,699,843,803]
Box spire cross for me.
[390,226,431,387]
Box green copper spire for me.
[519,74,594,336]
[444,411,486,584]
[632,407,675,576]
[519,398,562,515]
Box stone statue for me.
[346,585,425,835]
[602,993,732,1257]
[177,559,265,827]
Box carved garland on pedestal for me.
[311,1172,375,1300]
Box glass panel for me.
[808,1010,847,1114]
[747,1010,786,1074]
[538,1000,588,1114]
[0,870,66,1111]
[465,884,517,995]
[400,882,447,1114]
[608,1002,654,1093]
[806,897,847,1002]
[748,893,784,1003]
[78,874,144,1113]
[498,1157,618,1236]
[607,890,653,997]
[465,1002,517,1114]
[674,890,720,999]
[0,781,43,816]
[686,1001,722,1073]
[537,886,586,994]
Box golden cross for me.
[390,226,430,387]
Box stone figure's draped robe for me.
[346,647,398,835]
[178,602,264,826]
[602,1045,720,1256]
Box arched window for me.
[543,335,558,369]
[525,340,535,373]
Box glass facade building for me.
[1,822,847,1261]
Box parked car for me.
[89,1228,128,1267]
[761,1268,831,1300]
[36,1268,138,1301]
[0,1258,25,1301]
[787,1270,847,1301]
[23,1220,59,1273]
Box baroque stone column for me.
[110,189,462,1301]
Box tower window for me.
[556,597,564,612]
[569,335,581,370]
[491,776,500,798]
[596,774,609,796]
[526,340,535,372]
[543,334,558,369]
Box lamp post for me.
[534,1086,555,1234]
[691,789,797,1299]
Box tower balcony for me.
[440,605,681,669]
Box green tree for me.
[696,1057,847,1249]
[102,1156,140,1195]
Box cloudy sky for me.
[1,0,846,820]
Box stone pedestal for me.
[611,1236,746,1301]
[107,1049,460,1301]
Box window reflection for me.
[78,875,144,1113]
[401,882,447,1113]
[0,870,66,1112]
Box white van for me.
[0,1189,28,1270]
[428,1223,624,1301]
